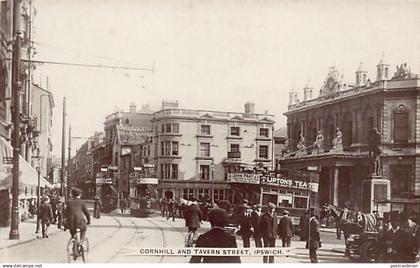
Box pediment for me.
[230,115,243,121]
[259,117,275,123]
[199,113,215,119]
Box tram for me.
[129,165,159,217]
[95,172,118,213]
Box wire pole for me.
[10,0,23,240]
[61,97,66,201]
[68,125,71,196]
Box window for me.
[390,165,412,194]
[198,189,210,199]
[172,142,178,156]
[200,165,210,180]
[260,128,269,137]
[161,164,178,180]
[183,189,194,199]
[161,141,178,156]
[230,126,240,136]
[230,144,240,153]
[161,123,179,133]
[259,145,269,159]
[201,125,211,135]
[200,143,210,157]
[394,113,409,142]
[294,196,308,209]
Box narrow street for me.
[0,209,349,263]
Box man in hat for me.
[93,196,102,219]
[307,209,321,263]
[184,198,202,246]
[65,188,90,242]
[190,208,241,263]
[39,196,53,238]
[239,205,253,247]
[260,202,278,263]
[299,211,309,241]
[251,204,263,247]
[381,215,414,263]
[279,210,294,247]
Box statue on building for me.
[393,62,412,79]
[369,128,382,175]
[297,133,306,151]
[282,139,290,156]
[332,127,343,150]
[313,131,324,153]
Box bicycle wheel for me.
[81,238,89,262]
[66,239,76,263]
[72,241,78,261]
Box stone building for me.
[281,58,420,211]
[152,100,275,202]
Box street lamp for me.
[211,160,215,204]
[35,166,41,233]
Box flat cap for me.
[268,202,276,209]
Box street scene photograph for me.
[1,0,420,266]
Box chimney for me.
[129,102,137,113]
[244,102,255,114]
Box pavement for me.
[0,217,63,250]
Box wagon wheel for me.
[360,240,378,263]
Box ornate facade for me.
[282,58,420,211]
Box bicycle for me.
[66,229,89,263]
[185,229,198,247]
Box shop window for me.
[390,165,412,194]
[278,194,293,207]
[230,126,240,136]
[201,125,211,135]
[183,189,194,199]
[260,128,269,137]
[198,189,210,200]
[394,112,409,142]
[200,165,210,180]
[200,143,210,157]
[294,196,308,209]
[259,145,268,159]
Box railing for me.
[154,109,274,120]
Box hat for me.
[243,199,249,204]
[268,202,276,209]
[208,208,228,227]
[283,210,290,215]
[71,188,82,197]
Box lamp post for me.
[35,166,41,233]
[10,0,23,240]
[211,161,215,204]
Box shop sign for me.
[260,176,319,192]
[136,177,158,185]
[227,173,260,184]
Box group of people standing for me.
[35,193,66,238]
[237,202,321,263]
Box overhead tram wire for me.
[20,59,156,73]
[32,40,153,69]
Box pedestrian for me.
[260,202,278,263]
[279,210,294,247]
[251,205,263,247]
[94,196,102,219]
[185,198,202,234]
[56,198,65,229]
[120,197,126,214]
[298,211,309,241]
[382,216,415,263]
[190,208,241,263]
[307,210,321,263]
[167,199,175,221]
[39,196,53,238]
[239,205,253,248]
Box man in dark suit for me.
[93,196,102,219]
[39,196,53,238]
[65,188,90,242]
[190,208,241,263]
[299,211,309,241]
[260,202,278,263]
[185,199,202,233]
[279,210,294,247]
[251,205,263,247]
[307,211,321,263]
[239,205,253,247]
[380,217,414,263]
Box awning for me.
[0,136,52,190]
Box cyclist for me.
[65,188,90,242]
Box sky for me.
[31,0,420,156]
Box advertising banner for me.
[227,173,260,184]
